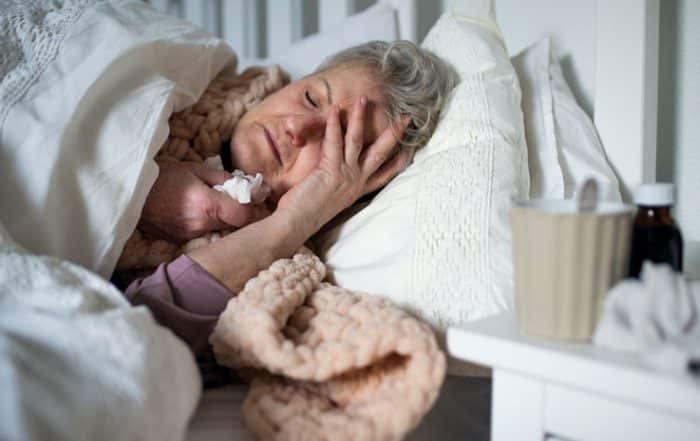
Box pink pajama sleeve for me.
[124,254,233,358]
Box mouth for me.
[261,124,283,166]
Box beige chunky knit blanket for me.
[211,247,446,441]
[115,61,446,439]
[115,62,289,272]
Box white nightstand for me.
[447,312,700,441]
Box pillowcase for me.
[511,38,621,201]
[0,0,234,277]
[311,2,529,373]
[238,2,399,80]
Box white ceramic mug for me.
[511,199,635,341]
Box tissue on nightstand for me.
[593,262,700,376]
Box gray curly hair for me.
[315,40,457,151]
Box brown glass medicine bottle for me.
[628,183,684,278]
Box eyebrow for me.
[320,76,333,105]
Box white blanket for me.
[0,0,234,278]
[0,1,237,439]
[0,222,201,441]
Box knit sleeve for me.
[124,254,233,357]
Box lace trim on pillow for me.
[412,73,505,330]
[0,0,92,138]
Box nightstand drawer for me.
[544,384,700,441]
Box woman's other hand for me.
[139,161,271,244]
[276,96,412,238]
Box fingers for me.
[210,191,271,230]
[364,145,414,195]
[360,116,410,177]
[190,162,231,186]
[344,96,366,163]
[322,106,343,166]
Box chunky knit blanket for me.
[115,63,289,272]
[115,62,446,439]
[211,247,446,441]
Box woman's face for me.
[229,65,390,203]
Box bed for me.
[0,0,667,440]
[163,0,661,439]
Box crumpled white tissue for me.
[593,262,700,376]
[204,155,270,204]
[214,170,270,204]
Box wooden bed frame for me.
[147,0,660,202]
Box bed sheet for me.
[187,375,491,441]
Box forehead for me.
[309,65,390,145]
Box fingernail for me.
[360,96,367,106]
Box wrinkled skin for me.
[141,65,410,242]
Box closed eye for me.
[305,90,318,108]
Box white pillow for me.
[311,2,529,372]
[239,2,399,80]
[0,1,234,277]
[511,38,621,201]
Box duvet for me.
[0,1,232,439]
[0,222,201,441]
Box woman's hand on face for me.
[276,96,412,237]
[139,161,272,244]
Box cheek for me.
[231,124,265,174]
[230,126,253,167]
[282,148,322,190]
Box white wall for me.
[493,0,597,117]
[657,0,700,277]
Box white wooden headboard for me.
[490,0,660,201]
[146,0,420,56]
[146,0,659,202]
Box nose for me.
[284,114,325,147]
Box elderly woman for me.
[124,41,455,361]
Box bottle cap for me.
[634,183,675,206]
